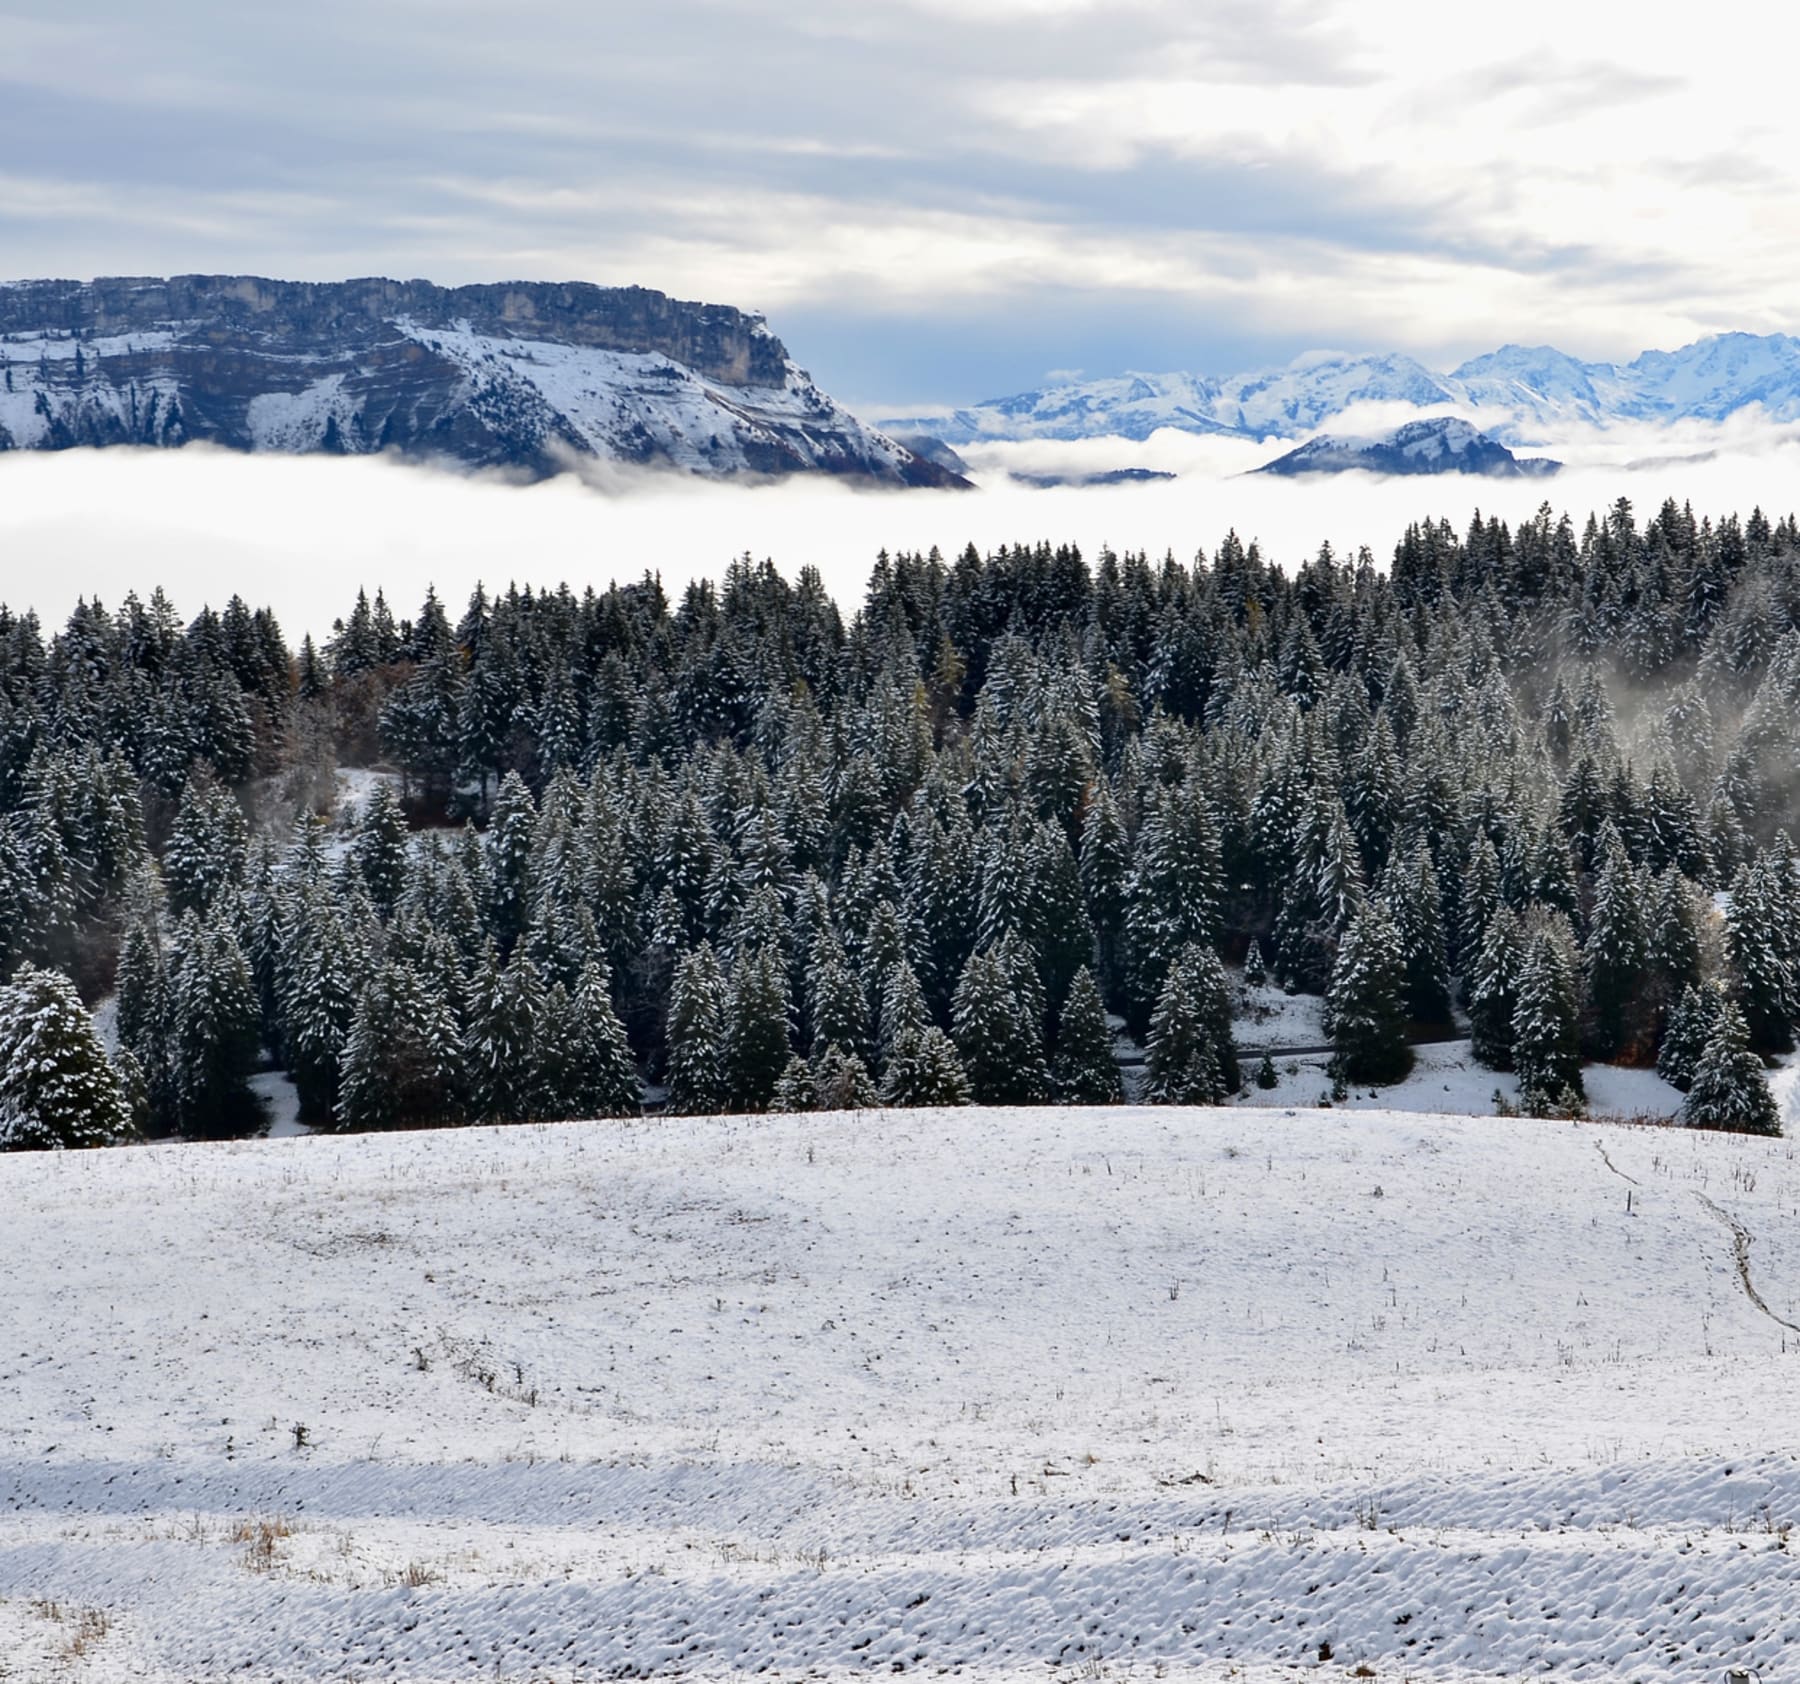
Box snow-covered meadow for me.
[4,1104,1800,1681]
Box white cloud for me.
[5,437,1800,644]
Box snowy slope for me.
[886,331,1800,447]
[3,1105,1799,1681]
[1256,416,1562,477]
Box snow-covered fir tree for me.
[1324,901,1412,1083]
[1681,999,1780,1135]
[0,965,131,1150]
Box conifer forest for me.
[3,495,1799,1148]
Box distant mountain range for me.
[1256,417,1561,479]
[882,332,1800,446]
[0,275,967,487]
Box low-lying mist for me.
[2,417,1799,638]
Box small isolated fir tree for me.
[1514,922,1585,1105]
[881,1026,972,1108]
[665,943,729,1115]
[772,1054,817,1112]
[1468,906,1525,1071]
[1242,939,1267,990]
[1145,944,1238,1105]
[1682,1000,1780,1135]
[1054,966,1122,1103]
[813,1043,880,1111]
[1254,1052,1279,1090]
[1324,902,1412,1083]
[1658,980,1726,1092]
[0,965,130,1150]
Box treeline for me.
[2,493,1799,1147]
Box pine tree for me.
[726,943,792,1112]
[876,956,930,1072]
[1054,965,1122,1103]
[1468,906,1524,1070]
[1242,938,1267,989]
[0,965,130,1150]
[1682,1000,1780,1135]
[1514,923,1585,1106]
[1324,902,1412,1083]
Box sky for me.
[3,1,1799,411]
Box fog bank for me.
[2,424,1798,639]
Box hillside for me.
[3,1104,1798,1681]
[0,275,964,486]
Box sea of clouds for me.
[3,413,1799,639]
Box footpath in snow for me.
[2,1104,1798,1681]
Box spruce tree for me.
[169,913,262,1138]
[1385,845,1452,1026]
[1054,965,1123,1103]
[882,1026,972,1108]
[465,943,545,1122]
[1324,902,1412,1083]
[1468,906,1524,1070]
[1144,944,1239,1103]
[336,960,464,1131]
[951,947,1051,1105]
[1724,860,1796,1052]
[1682,1000,1780,1135]
[1583,831,1647,1058]
[0,965,131,1150]
[1657,980,1725,1092]
[665,943,730,1115]
[726,944,792,1113]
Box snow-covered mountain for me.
[885,331,1800,446]
[0,275,967,487]
[1256,415,1561,478]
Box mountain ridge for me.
[883,331,1800,446]
[0,274,966,487]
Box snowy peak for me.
[0,275,966,487]
[887,330,1800,446]
[1255,415,1562,478]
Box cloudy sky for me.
[3,0,1797,410]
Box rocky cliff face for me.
[0,275,965,486]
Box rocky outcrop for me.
[0,275,966,486]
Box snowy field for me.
[4,1105,1800,1682]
